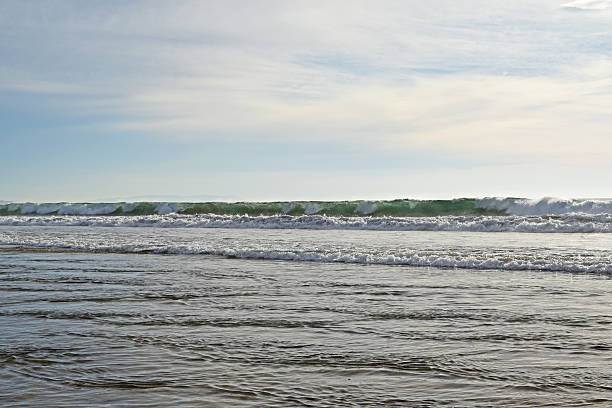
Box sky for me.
[1,0,612,202]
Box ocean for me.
[1,198,611,407]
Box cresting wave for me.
[2,213,612,233]
[3,197,612,217]
[0,199,500,217]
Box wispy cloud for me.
[561,0,612,10]
[66,57,612,163]
[3,1,612,199]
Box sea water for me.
[1,211,611,406]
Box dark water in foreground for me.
[1,227,611,406]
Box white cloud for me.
[4,1,612,163]
[89,58,612,165]
[561,0,612,10]
[0,68,90,94]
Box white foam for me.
[2,237,610,274]
[477,197,612,216]
[57,203,121,215]
[3,213,612,233]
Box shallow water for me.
[1,226,611,406]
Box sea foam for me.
[2,235,611,274]
[2,213,612,233]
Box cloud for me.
[79,55,610,164]
[0,76,88,95]
[3,1,612,162]
[561,0,612,10]
[4,1,612,200]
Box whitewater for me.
[2,200,612,407]
[3,197,612,233]
[2,223,612,275]
[4,196,612,273]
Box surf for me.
[3,197,612,217]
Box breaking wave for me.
[2,197,612,217]
[3,197,612,233]
[3,239,612,274]
[2,213,612,233]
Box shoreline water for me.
[2,244,611,407]
[3,226,612,274]
[3,209,612,407]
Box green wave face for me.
[176,199,505,217]
[0,199,508,217]
[370,199,502,217]
[178,202,285,216]
[0,204,23,215]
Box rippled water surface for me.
[1,226,611,407]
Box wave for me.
[2,197,612,217]
[3,240,611,274]
[0,199,496,217]
[475,197,612,216]
[2,213,612,233]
